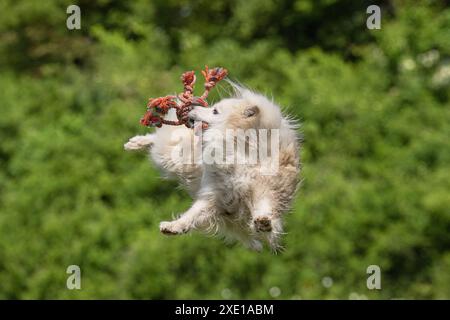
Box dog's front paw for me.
[124,135,154,151]
[159,221,188,235]
[253,216,272,232]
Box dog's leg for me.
[264,217,284,253]
[159,198,216,235]
[251,196,274,233]
[250,196,285,252]
[124,134,156,151]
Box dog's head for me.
[188,86,283,131]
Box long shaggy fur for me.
[124,84,301,252]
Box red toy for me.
[140,66,228,129]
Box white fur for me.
[124,85,301,252]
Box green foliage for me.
[0,0,449,299]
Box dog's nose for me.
[187,115,196,128]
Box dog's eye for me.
[213,108,219,115]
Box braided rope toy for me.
[140,66,228,129]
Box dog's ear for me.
[243,105,259,117]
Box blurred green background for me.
[0,0,449,299]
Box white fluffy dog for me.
[125,85,301,251]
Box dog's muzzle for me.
[187,116,196,128]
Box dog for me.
[124,84,301,251]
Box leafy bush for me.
[0,0,448,299]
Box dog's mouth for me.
[188,117,196,128]
[190,117,209,136]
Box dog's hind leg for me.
[251,196,274,233]
[249,195,286,252]
[124,134,156,151]
[159,198,217,235]
[263,217,284,253]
